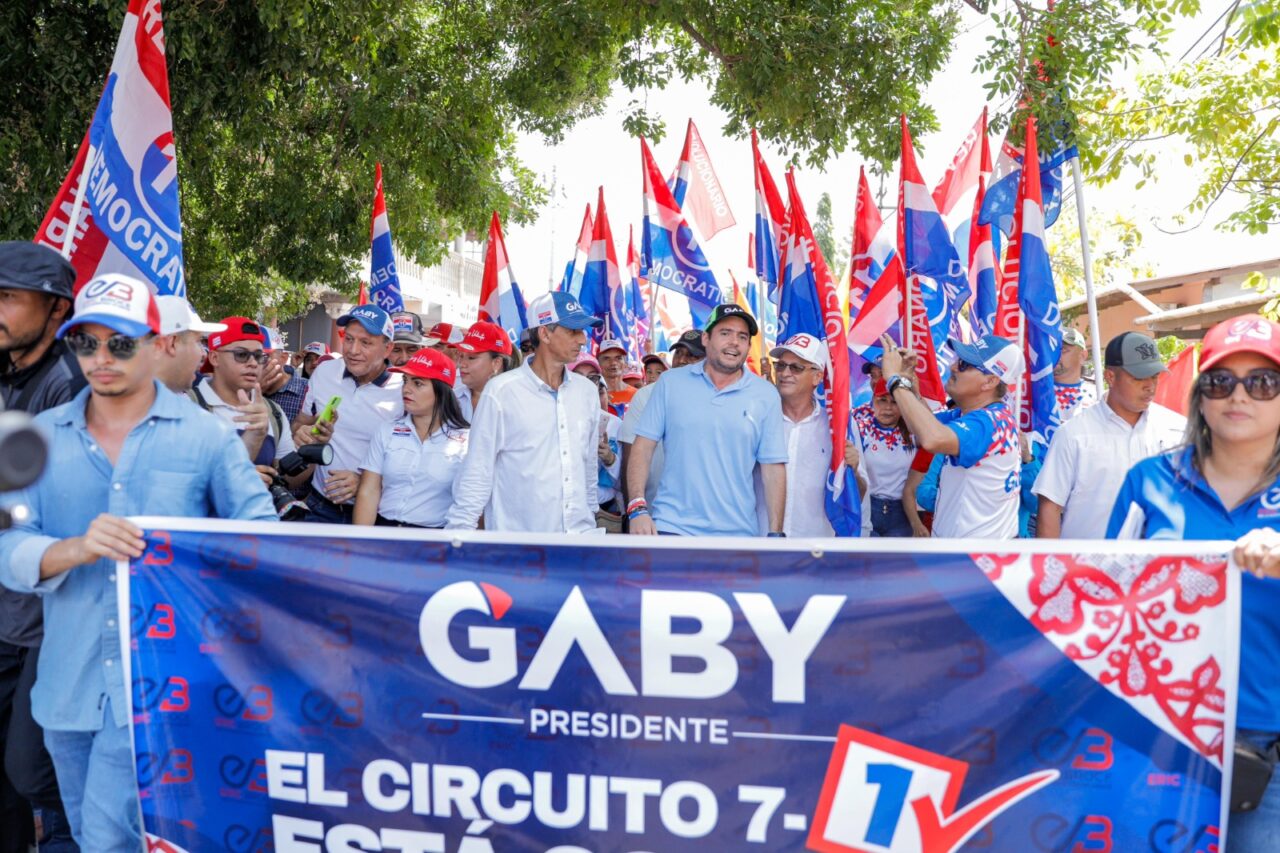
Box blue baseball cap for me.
[337,304,394,339]
[526,291,604,331]
[948,334,1025,384]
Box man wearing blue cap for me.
[0,273,275,851]
[448,292,605,532]
[294,304,403,523]
[880,332,1025,539]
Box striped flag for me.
[368,163,405,312]
[668,119,737,240]
[478,211,529,345]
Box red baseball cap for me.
[424,322,466,346]
[208,317,265,351]
[1200,314,1280,372]
[391,348,457,386]
[457,321,513,356]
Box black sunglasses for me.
[1197,368,1280,401]
[222,348,269,365]
[66,332,153,360]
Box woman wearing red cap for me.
[852,377,916,537]
[454,321,514,420]
[353,349,469,528]
[1106,315,1280,846]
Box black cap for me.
[0,242,76,300]
[703,303,759,337]
[669,329,706,358]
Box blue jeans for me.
[42,698,139,852]
[305,492,353,524]
[870,497,913,537]
[1228,729,1280,851]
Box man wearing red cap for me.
[424,322,465,363]
[0,274,275,851]
[454,321,513,420]
[192,317,299,483]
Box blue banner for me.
[126,523,1237,852]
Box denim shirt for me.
[0,382,277,731]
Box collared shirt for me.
[447,362,600,533]
[0,382,276,731]
[1055,380,1098,423]
[852,404,915,500]
[301,359,403,501]
[455,384,474,422]
[269,368,309,424]
[636,362,787,537]
[1034,397,1185,539]
[618,383,662,506]
[361,415,468,527]
[1107,448,1280,730]
[754,399,833,537]
[192,377,297,465]
[932,402,1021,539]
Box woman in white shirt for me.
[853,378,917,536]
[454,320,515,420]
[355,349,469,528]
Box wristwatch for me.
[887,375,915,396]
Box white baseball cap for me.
[56,273,161,339]
[157,295,226,336]
[598,337,627,356]
[770,333,828,369]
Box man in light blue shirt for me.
[0,274,275,851]
[627,304,788,537]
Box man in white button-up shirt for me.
[447,292,604,533]
[1035,332,1187,539]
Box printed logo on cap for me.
[393,315,414,334]
[788,334,815,348]
[564,299,582,314]
[1133,340,1159,361]
[84,275,137,305]
[1225,317,1272,344]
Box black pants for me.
[0,640,64,851]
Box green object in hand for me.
[311,396,341,436]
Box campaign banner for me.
[124,522,1239,853]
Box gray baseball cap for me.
[1104,332,1166,379]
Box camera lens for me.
[0,412,48,492]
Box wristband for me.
[766,531,786,538]
[626,498,648,514]
[628,507,651,521]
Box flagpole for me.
[61,144,96,260]
[1070,157,1105,398]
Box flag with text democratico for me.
[478,211,529,346]
[34,0,185,295]
[641,137,722,322]
[1008,116,1064,445]
[668,119,737,241]
[899,116,971,350]
[367,163,405,313]
[751,129,788,306]
[779,172,862,537]
[563,204,593,298]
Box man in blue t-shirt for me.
[880,332,1026,539]
[627,304,788,537]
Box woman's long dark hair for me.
[412,377,470,431]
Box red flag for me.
[357,281,368,306]
[897,117,946,404]
[1155,344,1198,415]
[849,166,883,314]
[931,108,990,217]
[669,119,737,240]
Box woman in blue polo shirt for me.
[1106,314,1280,849]
[354,349,469,528]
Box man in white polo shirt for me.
[293,304,403,523]
[881,332,1025,539]
[756,333,866,537]
[1035,331,1186,539]
[447,292,604,533]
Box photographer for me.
[0,241,83,851]
[354,349,468,528]
[0,275,274,851]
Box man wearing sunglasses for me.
[881,332,1025,539]
[1034,331,1186,540]
[0,273,275,852]
[192,317,298,485]
[0,242,84,852]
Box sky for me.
[499,2,1275,300]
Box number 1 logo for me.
[807,725,1059,853]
